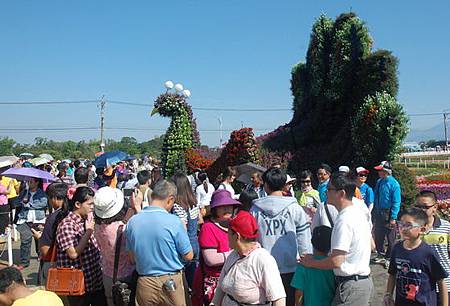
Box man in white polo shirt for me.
[299,172,373,305]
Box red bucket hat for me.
[230,210,259,239]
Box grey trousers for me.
[332,277,373,306]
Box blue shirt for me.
[126,206,192,276]
[359,183,374,208]
[374,176,401,220]
[317,179,329,203]
[388,241,448,305]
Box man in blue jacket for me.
[372,161,401,267]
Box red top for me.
[198,220,230,277]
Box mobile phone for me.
[123,188,134,197]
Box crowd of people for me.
[0,156,449,306]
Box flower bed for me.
[417,173,450,219]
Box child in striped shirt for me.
[416,190,450,304]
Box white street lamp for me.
[164,80,174,90]
[174,83,184,92]
[182,89,191,98]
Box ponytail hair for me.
[198,172,209,193]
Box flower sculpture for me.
[207,128,259,182]
[151,91,200,178]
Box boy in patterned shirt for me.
[415,190,450,304]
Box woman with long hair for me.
[171,171,201,288]
[217,167,238,199]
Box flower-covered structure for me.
[186,148,214,173]
[263,12,408,174]
[151,93,200,177]
[207,128,259,182]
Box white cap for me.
[94,187,124,219]
[338,166,350,173]
[356,166,369,174]
[286,175,297,184]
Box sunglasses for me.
[301,180,311,184]
[415,204,435,210]
[357,174,368,177]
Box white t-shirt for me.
[331,204,372,277]
[311,202,339,231]
[195,183,215,208]
[311,197,371,231]
[218,182,239,199]
[215,247,286,305]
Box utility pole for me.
[99,95,106,152]
[444,110,449,150]
[217,116,223,147]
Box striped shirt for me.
[172,203,200,225]
[422,216,450,292]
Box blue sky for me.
[1,1,449,147]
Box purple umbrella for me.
[1,167,56,182]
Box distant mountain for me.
[407,123,446,142]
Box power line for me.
[0,127,274,132]
[0,99,292,112]
[0,100,98,105]
[0,98,446,115]
[109,100,291,112]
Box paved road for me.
[1,239,388,305]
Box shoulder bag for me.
[324,202,334,228]
[112,224,136,306]
[46,242,85,296]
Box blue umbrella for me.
[125,155,136,161]
[94,150,128,168]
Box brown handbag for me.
[46,242,86,296]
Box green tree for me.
[393,163,417,206]
[0,137,16,155]
[352,91,409,165]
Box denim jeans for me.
[16,223,39,266]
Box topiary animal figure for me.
[151,92,200,178]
